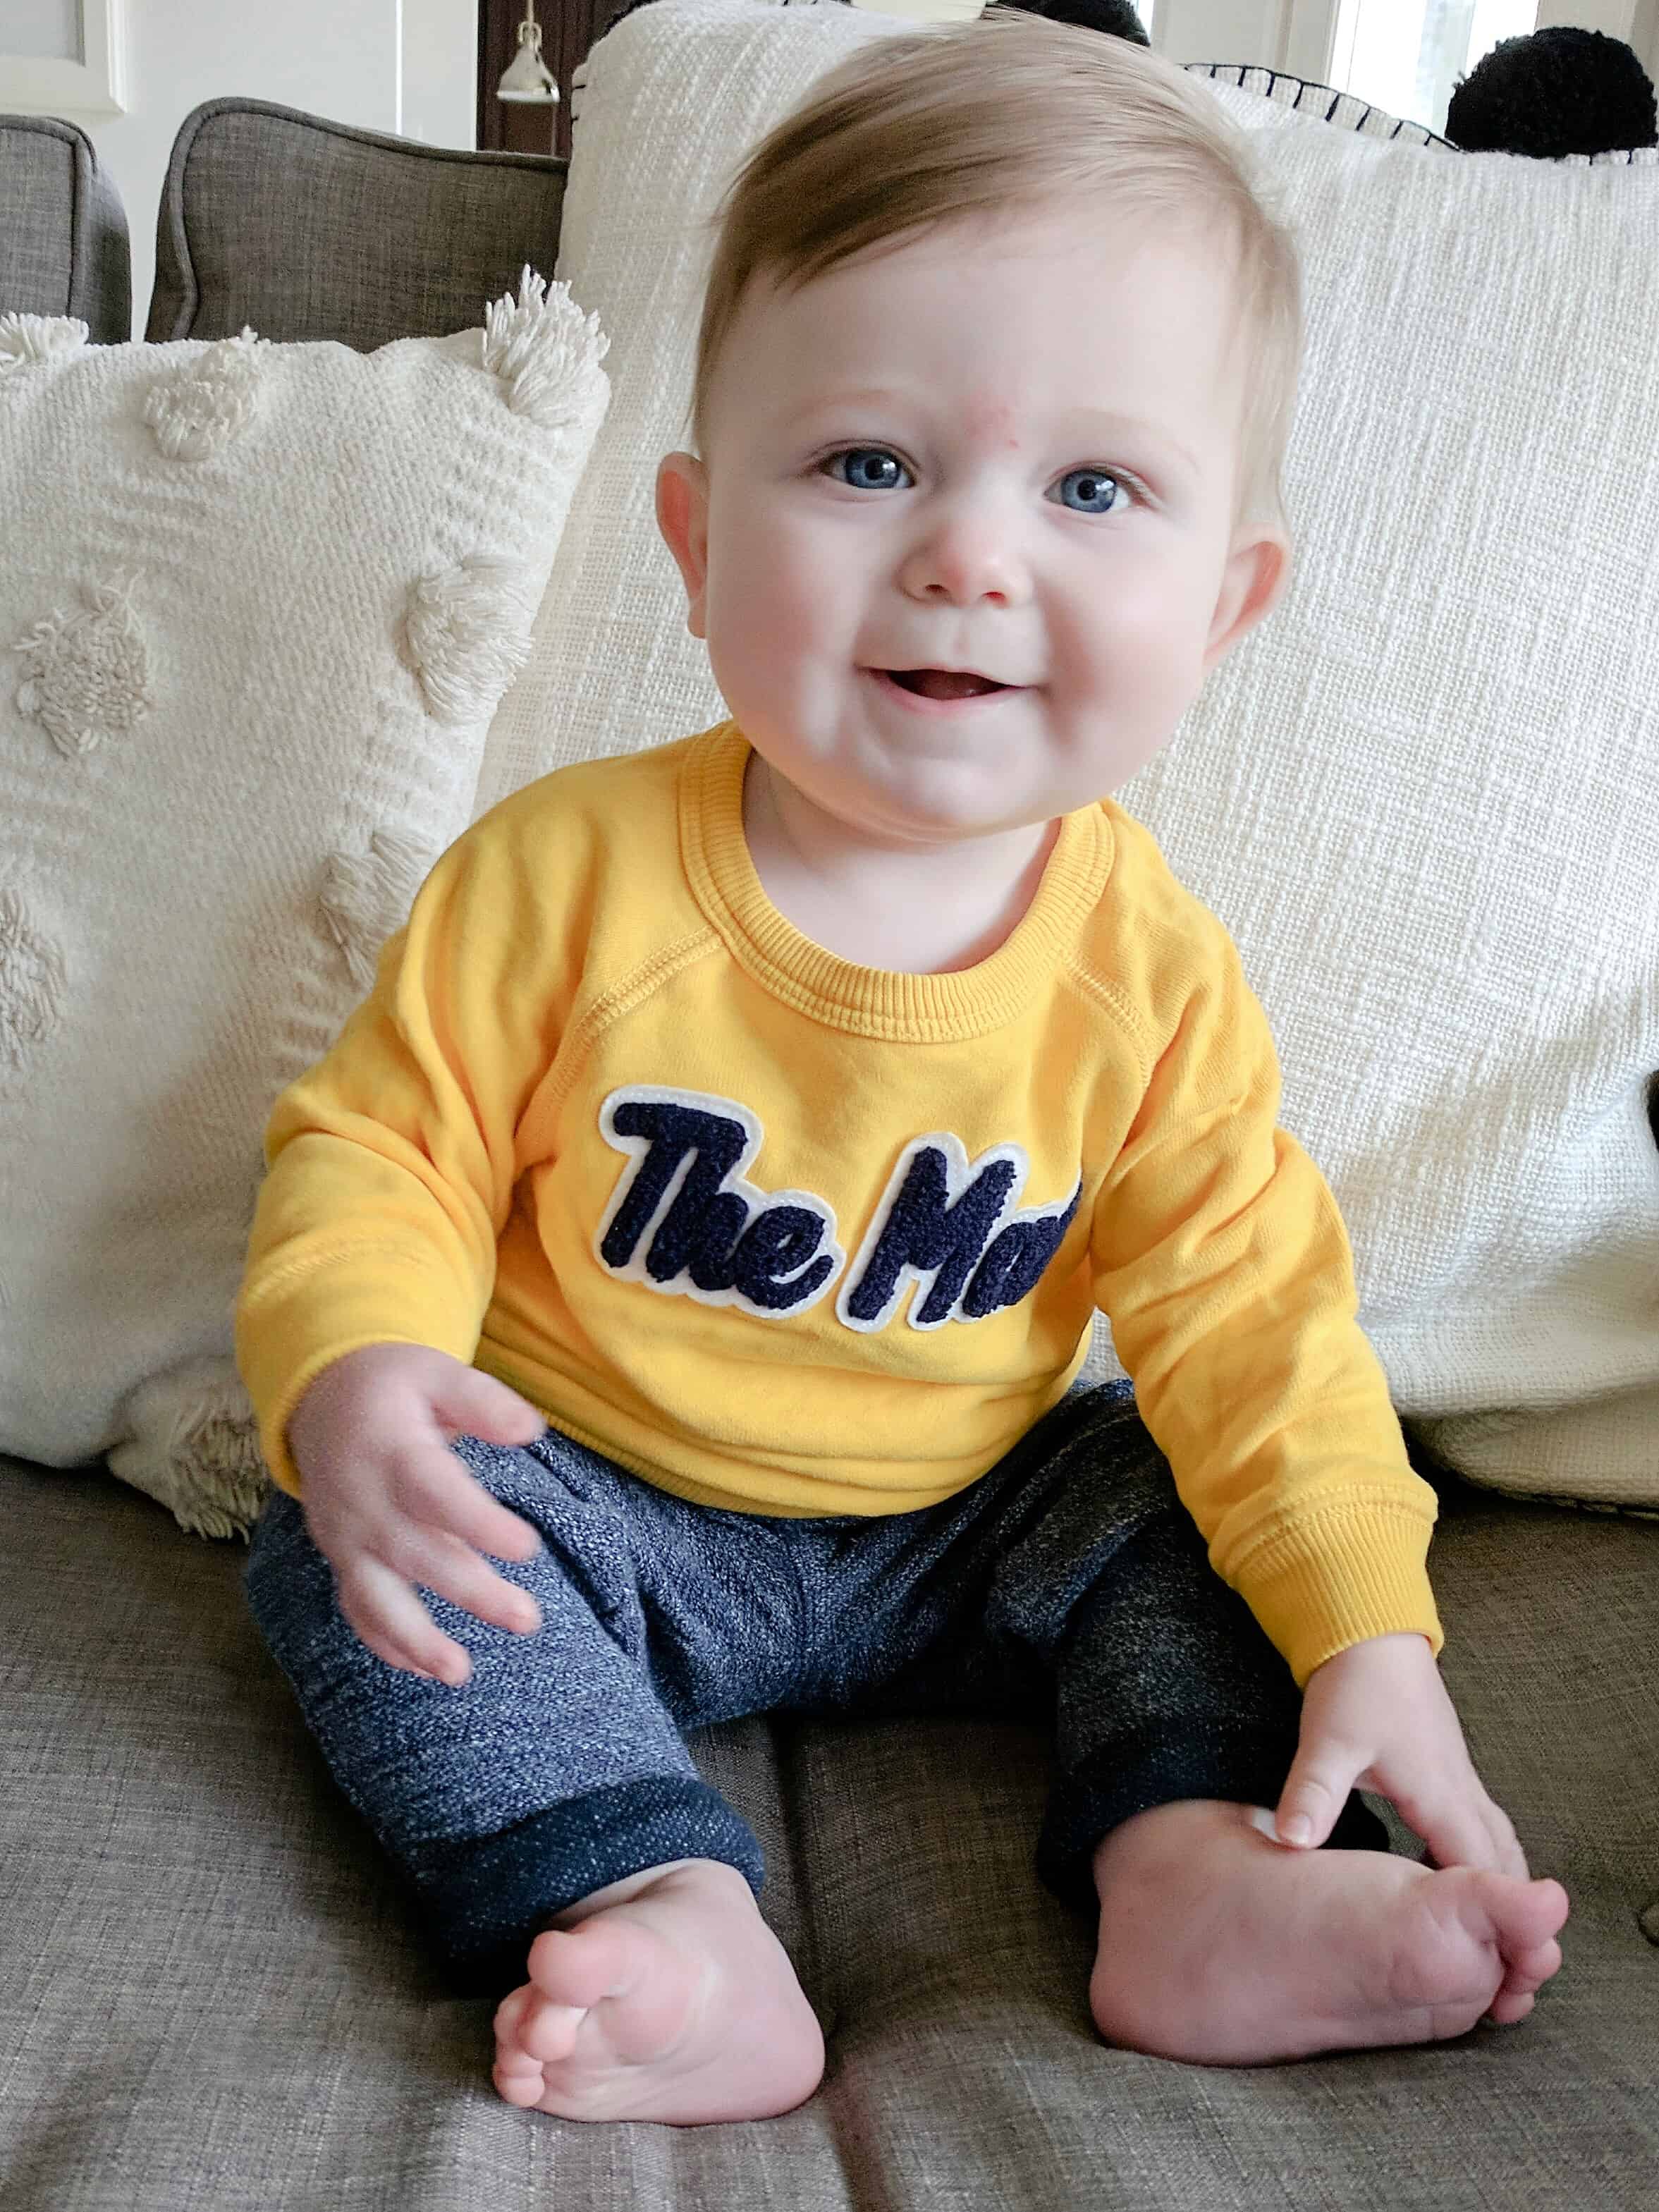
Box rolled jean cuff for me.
[1034,1723,1393,1916]
[412,1776,767,1998]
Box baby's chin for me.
[856,762,1084,844]
[817,773,1059,850]
[855,747,1063,830]
[737,708,1097,846]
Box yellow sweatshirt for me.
[235,718,1443,1688]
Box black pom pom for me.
[1001,0,1151,45]
[1445,27,1658,158]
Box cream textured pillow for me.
[478,0,1659,1513]
[0,274,608,1534]
[1119,80,1659,1517]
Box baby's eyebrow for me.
[781,386,906,425]
[1081,415,1201,479]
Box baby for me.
[235,9,1569,2128]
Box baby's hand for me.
[286,1343,548,1687]
[1273,1631,1529,1878]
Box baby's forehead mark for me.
[961,396,1020,446]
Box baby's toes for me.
[515,1988,590,2065]
[1480,1875,1568,2024]
[492,1987,550,2106]
[1491,1932,1564,2015]
[494,1983,532,2049]
[1483,1989,1533,2027]
[493,2051,549,2107]
[495,1974,589,2070]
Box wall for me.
[70,0,476,336]
[40,0,1659,330]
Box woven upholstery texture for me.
[2,1447,1655,2209]
[0,112,131,339]
[147,99,568,349]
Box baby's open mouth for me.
[882,668,1009,699]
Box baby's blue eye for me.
[1054,468,1131,515]
[825,447,912,492]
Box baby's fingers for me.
[381,1522,542,1645]
[1274,1742,1365,1848]
[1485,1799,1531,1881]
[392,1448,543,1567]
[335,1553,475,1685]
[1434,1797,1529,1881]
[1391,1773,1526,1878]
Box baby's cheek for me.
[710,536,833,666]
[1051,595,1204,781]
[1074,578,1196,692]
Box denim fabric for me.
[245,1381,1390,1997]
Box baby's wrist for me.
[1311,1630,1437,1677]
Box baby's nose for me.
[898,513,1029,607]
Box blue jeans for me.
[245,1381,1390,1997]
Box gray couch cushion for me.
[2,1447,1656,2208]
[0,112,130,341]
[147,99,568,349]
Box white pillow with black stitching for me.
[0,277,608,1534]
[479,0,1659,1512]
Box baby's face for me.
[657,202,1287,846]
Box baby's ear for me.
[655,451,711,640]
[1203,528,1291,671]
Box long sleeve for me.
[1091,928,1444,1689]
[235,813,568,1496]
[237,721,1459,1569]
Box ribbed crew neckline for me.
[680,720,1114,1041]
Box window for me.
[1330,0,1543,136]
[1150,3,1650,135]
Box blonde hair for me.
[687,5,1303,540]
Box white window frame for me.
[1154,1,1659,85]
[0,0,126,118]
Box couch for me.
[3,40,1658,2212]
[0,111,129,340]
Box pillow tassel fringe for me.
[401,556,541,726]
[481,266,611,444]
[106,1355,271,1541]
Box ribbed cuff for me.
[236,1249,484,1496]
[252,1335,433,1497]
[408,1777,767,1999]
[1036,1725,1393,1916]
[1228,1501,1445,1689]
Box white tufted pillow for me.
[0,275,609,1534]
[477,0,1659,1513]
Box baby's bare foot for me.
[1089,1799,1569,2067]
[491,1857,825,2124]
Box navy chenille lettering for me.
[729,1204,834,1311]
[839,1136,1083,1331]
[843,1143,1018,1326]
[597,1089,1081,1330]
[599,1099,747,1279]
[597,1089,839,1315]
[961,1182,1082,1316]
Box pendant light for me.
[497,0,559,104]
